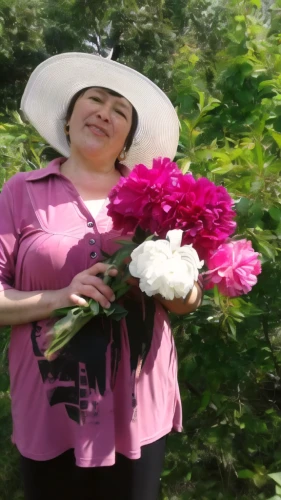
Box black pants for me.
[20,435,167,500]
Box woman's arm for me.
[156,281,203,315]
[0,263,117,326]
[0,288,67,325]
[127,275,203,315]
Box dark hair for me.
[64,87,138,153]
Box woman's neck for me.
[61,155,121,201]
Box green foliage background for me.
[1,0,281,498]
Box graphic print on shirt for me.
[30,297,155,425]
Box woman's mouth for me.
[87,124,108,137]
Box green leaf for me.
[237,469,255,479]
[198,390,211,412]
[177,157,191,173]
[269,207,281,222]
[259,79,276,91]
[257,241,276,260]
[113,282,131,299]
[189,53,199,65]
[110,309,128,321]
[236,197,250,216]
[253,473,267,488]
[227,317,237,337]
[51,306,81,317]
[211,164,234,175]
[90,300,100,315]
[185,471,192,481]
[102,303,128,321]
[235,15,245,22]
[196,91,205,112]
[102,305,116,317]
[230,309,245,319]
[161,466,176,477]
[45,308,93,359]
[269,131,281,148]
[250,0,261,7]
[0,373,9,392]
[269,473,281,487]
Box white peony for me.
[129,229,204,300]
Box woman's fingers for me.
[79,285,112,308]
[87,262,118,277]
[66,263,118,309]
[69,287,111,309]
[69,294,89,307]
[81,275,115,302]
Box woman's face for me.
[67,88,133,162]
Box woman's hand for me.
[156,281,203,315]
[0,264,118,326]
[125,260,203,315]
[125,265,203,315]
[59,263,118,309]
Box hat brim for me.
[20,52,179,169]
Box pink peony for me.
[108,157,236,258]
[170,176,236,260]
[204,239,261,297]
[107,157,182,234]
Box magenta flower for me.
[172,176,237,260]
[108,157,236,259]
[204,239,262,297]
[107,157,182,234]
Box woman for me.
[0,53,202,500]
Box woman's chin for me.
[73,140,107,158]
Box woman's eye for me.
[90,96,101,102]
[115,109,126,119]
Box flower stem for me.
[45,241,138,360]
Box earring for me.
[118,150,127,162]
[64,124,70,135]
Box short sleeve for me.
[0,181,19,291]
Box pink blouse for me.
[0,158,182,466]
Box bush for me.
[162,1,281,498]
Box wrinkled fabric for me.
[0,158,182,467]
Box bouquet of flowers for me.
[44,158,261,360]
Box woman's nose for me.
[96,104,111,122]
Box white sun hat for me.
[21,52,179,169]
